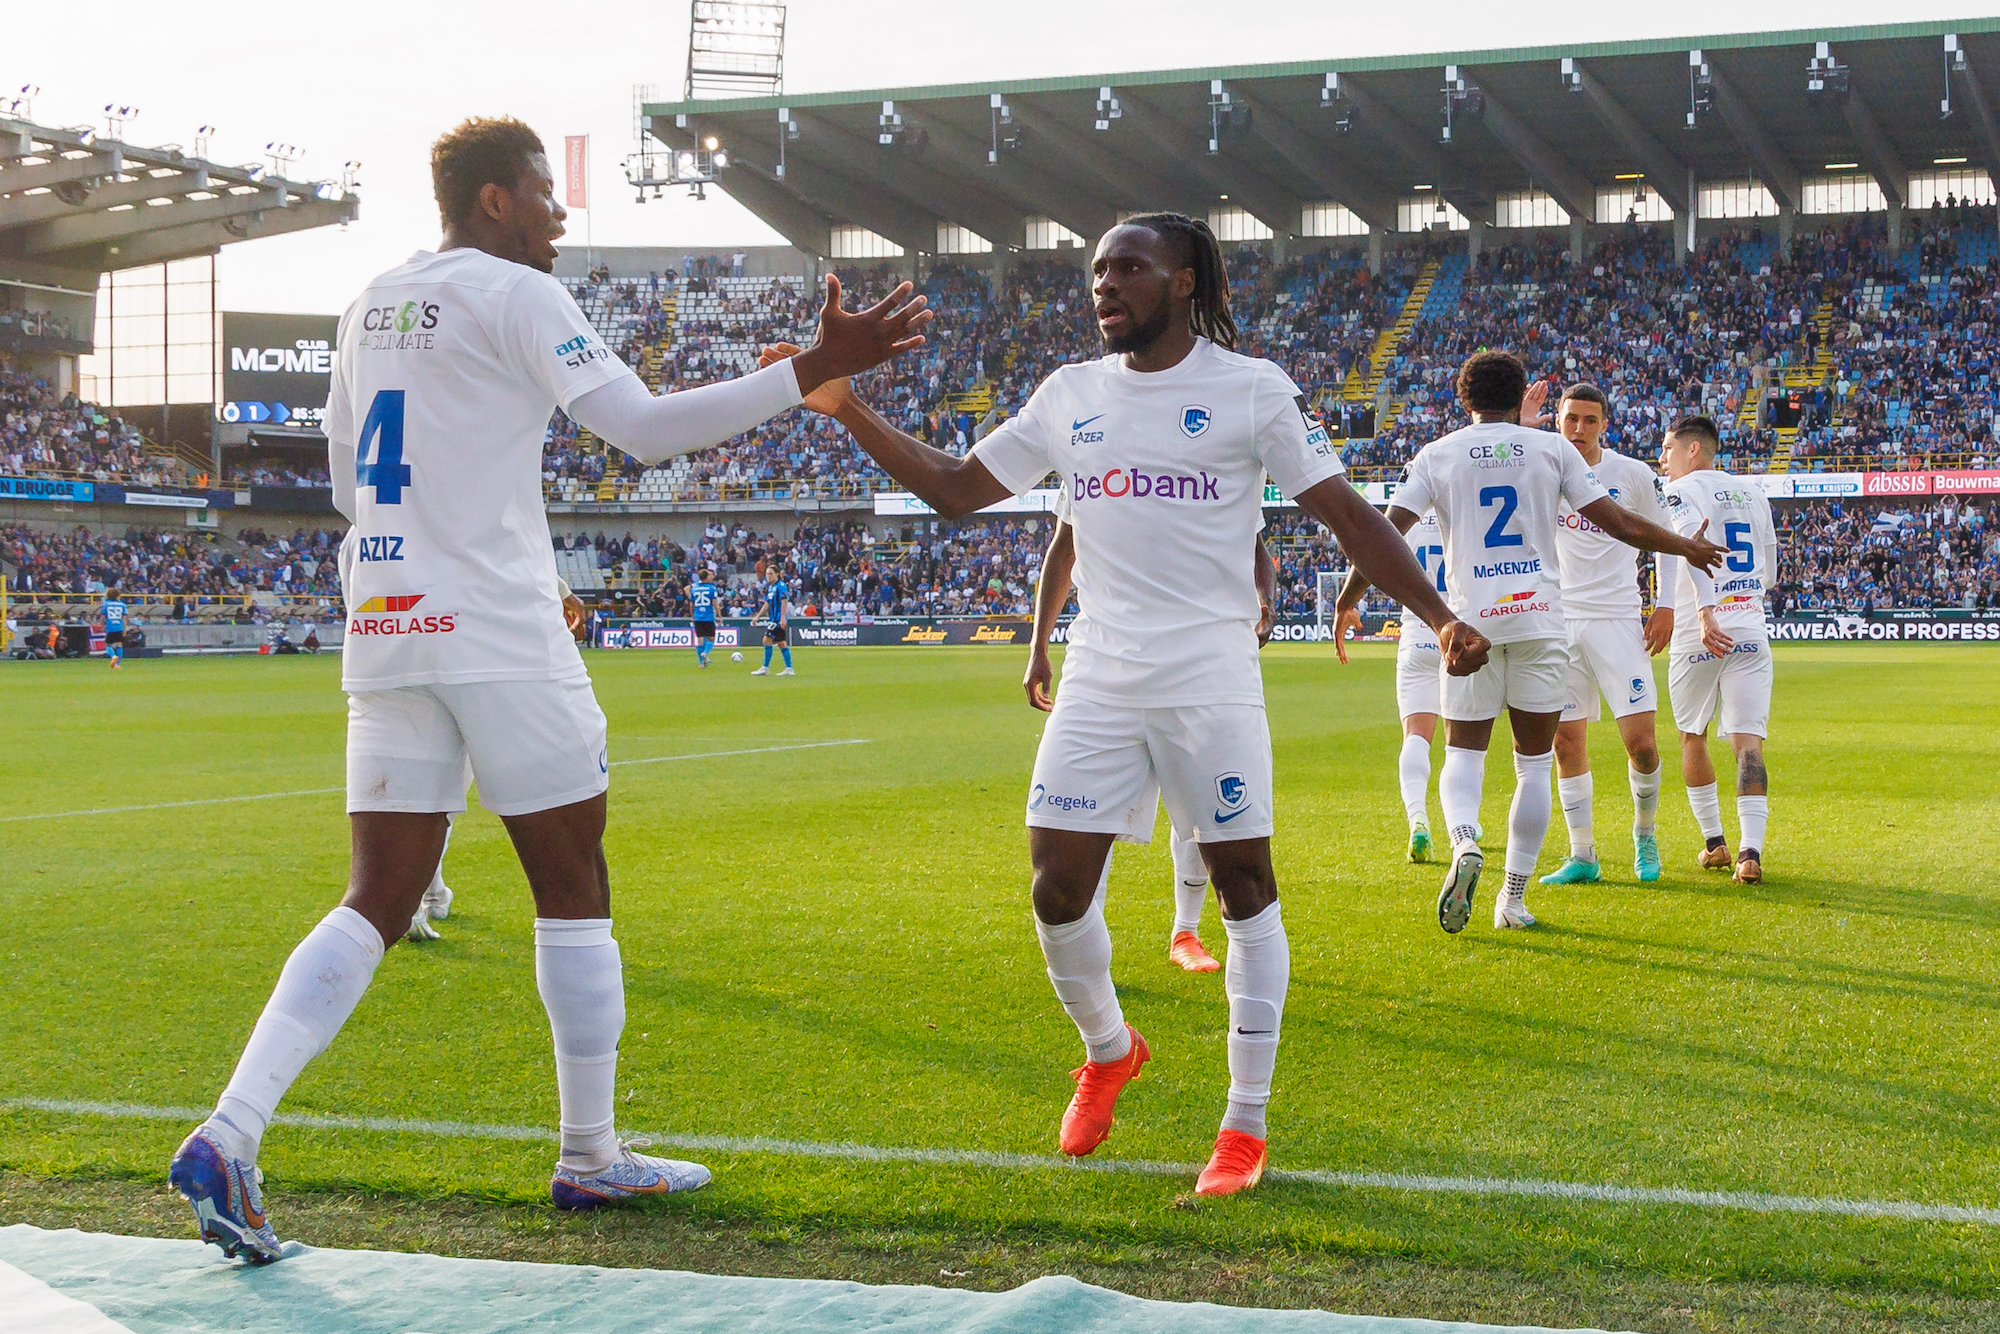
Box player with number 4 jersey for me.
[169,116,933,1267]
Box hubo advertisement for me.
[220,313,340,432]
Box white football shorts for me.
[1561,618,1658,722]
[346,676,610,817]
[1442,637,1571,722]
[1395,638,1443,720]
[1026,694,1274,843]
[1668,639,1773,738]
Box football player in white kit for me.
[1658,415,1779,885]
[1337,353,1724,934]
[1024,506,1278,973]
[1539,384,1675,888]
[168,117,933,1263]
[1331,510,1447,862]
[768,213,1488,1196]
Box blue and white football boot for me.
[550,1138,712,1210]
[169,1128,284,1264]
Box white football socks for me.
[207,905,385,1164]
[1439,745,1488,848]
[1168,826,1208,937]
[1397,734,1433,826]
[1556,771,1595,862]
[1629,763,1662,836]
[1687,781,1725,841]
[1219,901,1288,1140]
[1506,751,1555,879]
[535,918,626,1174]
[1036,857,1129,1064]
[1738,795,1769,855]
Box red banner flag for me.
[564,136,588,210]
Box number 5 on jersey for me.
[357,389,412,504]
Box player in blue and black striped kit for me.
[689,565,720,667]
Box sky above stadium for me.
[15,0,1996,315]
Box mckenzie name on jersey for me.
[1392,421,1608,646]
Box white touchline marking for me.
[12,1098,1996,1226]
[0,741,873,823]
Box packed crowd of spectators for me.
[2,371,183,487]
[1,523,345,609]
[1770,497,1997,613]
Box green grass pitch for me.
[2,643,1997,1307]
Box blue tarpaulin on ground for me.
[0,1225,1630,1334]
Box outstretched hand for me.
[1522,378,1552,428]
[1680,518,1729,575]
[790,274,931,397]
[1439,620,1492,677]
[760,341,849,415]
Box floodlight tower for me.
[631,2,785,201]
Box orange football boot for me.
[1698,841,1733,870]
[1734,852,1763,884]
[1168,931,1221,973]
[1058,1024,1149,1157]
[1195,1128,1268,1196]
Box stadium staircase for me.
[1340,258,1438,430]
[1764,296,1837,473]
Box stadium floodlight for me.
[1207,80,1252,155]
[1807,43,1850,100]
[1322,74,1356,133]
[684,1,786,100]
[1439,66,1481,145]
[986,93,1021,163]
[4,84,38,118]
[1560,57,1582,93]
[1686,49,1716,130]
[342,160,362,191]
[103,104,139,141]
[1943,35,1968,118]
[775,105,796,178]
[194,125,215,160]
[1094,86,1121,132]
[264,141,301,180]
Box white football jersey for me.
[325,249,634,691]
[1392,422,1608,646]
[1553,448,1668,620]
[973,337,1345,707]
[1662,468,1778,651]
[1397,511,1443,653]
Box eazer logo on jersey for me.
[348,593,455,636]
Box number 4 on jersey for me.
[356,389,412,504]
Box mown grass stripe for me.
[12,1097,1995,1226]
[0,741,872,822]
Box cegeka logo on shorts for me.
[1029,783,1097,813]
[348,593,455,636]
[1479,589,1549,619]
[1072,467,1220,501]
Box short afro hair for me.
[1667,413,1722,457]
[1560,382,1608,411]
[431,116,546,227]
[1456,350,1528,415]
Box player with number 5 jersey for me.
[169,116,933,1269]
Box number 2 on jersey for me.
[1724,521,1755,572]
[1479,485,1522,548]
[356,389,412,504]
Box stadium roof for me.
[643,17,2000,257]
[1,115,358,293]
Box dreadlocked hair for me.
[1122,211,1238,350]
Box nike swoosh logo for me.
[1181,880,1208,887]
[1214,806,1250,823]
[1235,1028,1273,1036]
[1070,414,1106,430]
